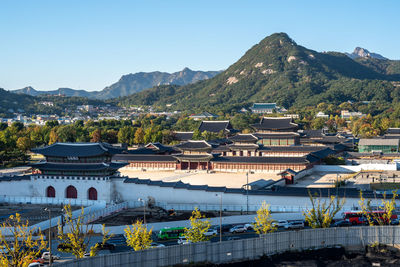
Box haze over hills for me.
[11,68,221,99]
[118,33,400,112]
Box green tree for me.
[253,201,276,234]
[303,191,345,228]
[16,137,32,152]
[124,220,153,251]
[184,208,211,243]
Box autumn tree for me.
[359,191,397,226]
[253,201,276,234]
[57,205,113,259]
[184,208,211,243]
[0,213,47,267]
[124,220,153,251]
[16,137,32,152]
[90,129,102,143]
[303,191,345,228]
[48,129,59,145]
[134,128,145,144]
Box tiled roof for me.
[198,120,233,133]
[251,117,298,131]
[386,128,400,135]
[175,140,212,150]
[31,142,124,157]
[229,134,258,142]
[173,132,194,141]
[0,175,31,182]
[359,139,399,146]
[31,162,127,171]
[251,103,277,110]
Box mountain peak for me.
[347,47,387,60]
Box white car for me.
[244,223,254,231]
[272,220,289,228]
[42,252,60,261]
[204,228,218,236]
[150,242,166,248]
[284,221,304,230]
[177,236,191,245]
[229,225,247,234]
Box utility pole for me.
[138,198,146,225]
[44,208,52,266]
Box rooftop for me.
[175,140,212,150]
[359,139,400,146]
[251,117,298,131]
[198,120,236,133]
[31,142,124,157]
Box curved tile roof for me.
[31,142,124,157]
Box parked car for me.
[214,224,234,233]
[284,221,304,230]
[31,258,44,264]
[390,219,400,225]
[272,220,289,228]
[177,236,191,245]
[28,263,42,267]
[244,223,254,231]
[150,242,166,248]
[229,225,247,234]
[204,228,218,237]
[95,242,116,251]
[333,220,352,227]
[41,252,60,261]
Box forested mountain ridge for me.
[117,33,400,112]
[11,68,221,99]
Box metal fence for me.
[0,195,105,207]
[54,226,400,267]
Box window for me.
[88,187,98,200]
[66,185,78,199]
[46,186,56,198]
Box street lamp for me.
[246,172,249,214]
[215,194,222,242]
[138,198,146,225]
[44,208,52,266]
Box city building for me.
[250,103,277,114]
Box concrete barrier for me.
[53,226,400,267]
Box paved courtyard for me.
[120,169,281,188]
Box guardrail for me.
[53,226,400,267]
[83,202,129,224]
[0,195,105,207]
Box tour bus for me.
[343,211,397,225]
[157,227,185,240]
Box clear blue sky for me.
[1,0,399,92]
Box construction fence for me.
[54,226,400,267]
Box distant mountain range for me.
[11,68,221,100]
[117,33,400,112]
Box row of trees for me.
[0,191,397,265]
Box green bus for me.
[157,227,185,240]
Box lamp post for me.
[44,208,52,266]
[215,194,222,242]
[138,198,146,225]
[246,172,249,214]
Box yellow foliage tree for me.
[124,220,153,251]
[0,213,47,267]
[253,201,276,234]
[303,191,345,228]
[184,208,211,243]
[359,191,397,226]
[57,205,113,259]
